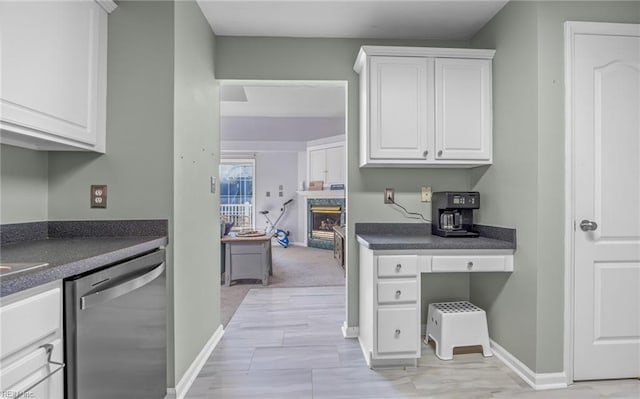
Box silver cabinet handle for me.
[437,150,443,157]
[580,219,598,232]
[395,329,401,336]
[14,344,65,399]
[423,150,429,158]
[396,263,402,271]
[395,290,402,297]
[467,261,474,268]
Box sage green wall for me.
[47,0,221,387]
[172,0,220,383]
[47,0,177,383]
[469,0,540,372]
[0,145,48,223]
[215,37,472,328]
[470,1,640,373]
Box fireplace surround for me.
[307,198,345,249]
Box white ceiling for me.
[197,0,509,41]
[220,85,345,118]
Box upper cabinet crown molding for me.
[355,46,495,168]
[0,0,114,152]
[354,46,496,73]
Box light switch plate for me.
[91,185,107,208]
[210,176,216,194]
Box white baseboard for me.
[165,324,225,399]
[490,339,568,391]
[342,321,359,338]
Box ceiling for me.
[212,1,509,145]
[197,0,509,41]
[220,85,345,118]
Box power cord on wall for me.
[388,198,431,223]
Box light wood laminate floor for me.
[186,286,640,399]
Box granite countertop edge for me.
[355,223,516,251]
[0,236,168,298]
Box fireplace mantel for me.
[296,190,345,199]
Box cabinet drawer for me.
[0,288,61,359]
[431,255,508,272]
[377,255,417,277]
[377,280,417,304]
[229,243,266,255]
[376,307,419,354]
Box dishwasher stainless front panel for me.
[64,249,166,399]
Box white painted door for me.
[570,22,640,381]
[434,58,492,161]
[369,56,432,161]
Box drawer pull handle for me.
[395,329,401,336]
[467,261,474,268]
[395,290,402,297]
[396,263,402,271]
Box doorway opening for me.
[218,79,348,326]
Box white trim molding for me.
[165,325,225,399]
[342,321,359,338]
[94,0,117,13]
[491,339,567,391]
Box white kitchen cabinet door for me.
[376,307,419,355]
[308,148,326,183]
[0,0,112,152]
[324,145,345,186]
[369,56,433,162]
[434,58,492,161]
[307,143,345,187]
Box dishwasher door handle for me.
[80,262,164,310]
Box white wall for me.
[254,152,300,242]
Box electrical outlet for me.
[91,185,107,208]
[384,188,394,204]
[421,186,432,202]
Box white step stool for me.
[425,301,493,360]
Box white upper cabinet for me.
[354,46,495,167]
[369,56,432,162]
[0,0,116,152]
[435,58,492,161]
[307,142,345,187]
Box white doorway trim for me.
[563,20,640,385]
[217,78,351,332]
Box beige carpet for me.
[220,244,345,326]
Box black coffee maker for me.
[431,192,480,237]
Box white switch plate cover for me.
[421,186,432,202]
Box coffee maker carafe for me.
[431,192,480,237]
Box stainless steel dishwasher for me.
[64,249,166,399]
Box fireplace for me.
[307,198,345,249]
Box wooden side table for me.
[221,234,273,286]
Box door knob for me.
[579,219,598,232]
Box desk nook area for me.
[355,222,516,368]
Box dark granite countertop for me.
[355,223,516,251]
[1,220,168,297]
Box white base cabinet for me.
[0,0,116,152]
[358,248,421,368]
[0,281,64,399]
[354,46,495,168]
[358,246,514,368]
